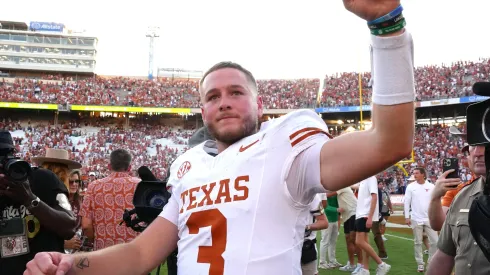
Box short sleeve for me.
[309,194,324,216]
[367,177,378,194]
[286,141,329,206]
[30,168,69,206]
[319,193,327,201]
[437,211,456,256]
[79,182,95,219]
[159,193,179,226]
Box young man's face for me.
[200,68,263,145]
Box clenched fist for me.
[24,252,74,275]
[343,0,400,22]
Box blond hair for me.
[41,162,70,190]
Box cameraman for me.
[426,145,488,275]
[0,130,77,275]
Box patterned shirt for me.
[80,172,140,250]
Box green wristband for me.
[371,19,406,36]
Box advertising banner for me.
[30,22,64,32]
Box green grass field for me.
[151,225,425,275]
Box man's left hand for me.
[0,173,36,206]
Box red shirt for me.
[80,172,140,250]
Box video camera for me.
[466,82,490,262]
[120,166,171,232]
[120,166,175,275]
[466,82,490,147]
[0,149,32,184]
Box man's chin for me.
[215,130,246,144]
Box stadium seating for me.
[0,58,488,109]
[1,116,467,193]
[1,117,192,181]
[319,58,490,107]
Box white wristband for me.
[370,30,416,105]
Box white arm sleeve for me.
[159,193,179,226]
[371,30,415,105]
[56,193,72,211]
[286,141,329,206]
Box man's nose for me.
[218,96,232,111]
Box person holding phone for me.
[428,142,485,232]
[404,167,438,273]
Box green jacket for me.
[325,195,339,223]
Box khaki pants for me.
[411,220,438,265]
[319,222,339,264]
[301,258,318,275]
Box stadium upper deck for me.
[0,20,97,77]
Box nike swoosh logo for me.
[239,139,259,152]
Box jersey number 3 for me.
[187,209,227,275]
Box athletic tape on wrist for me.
[370,30,416,105]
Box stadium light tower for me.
[146,26,160,80]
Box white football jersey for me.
[160,109,331,275]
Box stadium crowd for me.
[0,114,467,194]
[0,116,192,181]
[1,58,489,109]
[320,58,490,107]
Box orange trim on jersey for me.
[290,127,332,147]
[290,127,322,139]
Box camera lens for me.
[5,159,30,182]
[147,191,167,208]
[483,107,490,142]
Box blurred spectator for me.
[79,149,140,250]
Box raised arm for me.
[321,1,415,191]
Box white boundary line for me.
[384,233,414,242]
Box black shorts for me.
[355,218,371,233]
[381,212,390,217]
[343,215,356,234]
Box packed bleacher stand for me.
[319,58,490,107]
[0,76,319,109]
[0,117,192,181]
[1,114,468,196]
[387,123,468,194]
[329,122,468,194]
[1,58,488,109]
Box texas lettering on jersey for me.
[165,110,332,275]
[180,175,250,213]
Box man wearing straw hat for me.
[0,130,77,275]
